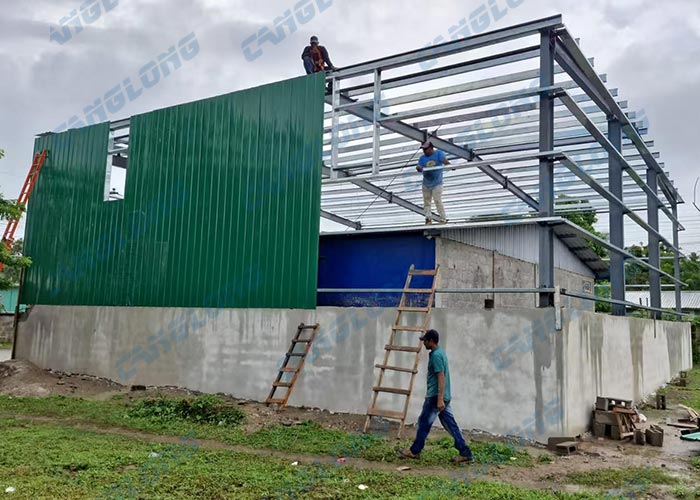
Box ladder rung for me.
[299,324,319,330]
[397,306,430,312]
[373,386,411,396]
[367,408,405,420]
[292,339,312,343]
[408,269,438,276]
[375,364,418,374]
[280,367,299,373]
[273,382,293,388]
[403,288,433,293]
[266,398,286,404]
[392,326,425,332]
[385,344,421,353]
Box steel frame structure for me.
[320,14,686,316]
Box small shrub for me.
[127,395,244,426]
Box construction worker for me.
[302,35,336,74]
[416,141,449,224]
[399,329,474,464]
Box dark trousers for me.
[303,56,315,74]
[410,396,473,458]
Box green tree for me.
[555,196,609,259]
[626,244,700,291]
[0,147,31,289]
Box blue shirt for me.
[426,346,451,401]
[418,150,446,189]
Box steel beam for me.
[331,15,563,80]
[555,219,685,286]
[321,165,439,222]
[554,30,680,204]
[647,167,661,318]
[539,29,556,307]
[342,46,541,98]
[608,119,626,315]
[320,209,361,230]
[672,201,682,317]
[556,90,682,230]
[324,93,540,211]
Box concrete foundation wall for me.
[562,310,693,434]
[15,305,691,441]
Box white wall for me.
[16,305,691,441]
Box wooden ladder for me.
[266,323,319,409]
[364,265,440,437]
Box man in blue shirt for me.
[416,141,449,224]
[399,329,473,464]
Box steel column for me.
[538,30,556,307]
[330,76,340,178]
[608,119,626,315]
[647,167,661,318]
[672,202,682,317]
[372,69,382,175]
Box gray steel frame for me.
[320,14,685,316]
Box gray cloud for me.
[1,0,699,249]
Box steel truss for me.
[320,15,686,316]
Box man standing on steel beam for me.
[399,329,474,463]
[417,141,449,224]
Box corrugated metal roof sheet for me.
[625,291,700,310]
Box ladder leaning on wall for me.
[266,323,319,409]
[364,264,440,437]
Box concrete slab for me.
[0,349,11,362]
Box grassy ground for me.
[0,342,12,350]
[0,395,531,468]
[0,418,616,500]
[1,368,699,498]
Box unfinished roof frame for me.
[320,14,685,317]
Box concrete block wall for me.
[435,237,595,311]
[15,304,691,441]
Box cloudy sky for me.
[1,0,699,252]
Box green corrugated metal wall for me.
[23,74,325,308]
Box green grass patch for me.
[659,367,700,412]
[674,485,700,499]
[0,342,12,350]
[567,466,678,498]
[0,396,532,468]
[0,421,617,499]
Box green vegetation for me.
[0,419,619,500]
[126,395,245,426]
[657,367,700,412]
[566,467,677,488]
[0,147,31,289]
[0,342,12,350]
[626,244,700,290]
[674,485,700,499]
[0,394,531,468]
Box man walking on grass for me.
[399,329,474,463]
